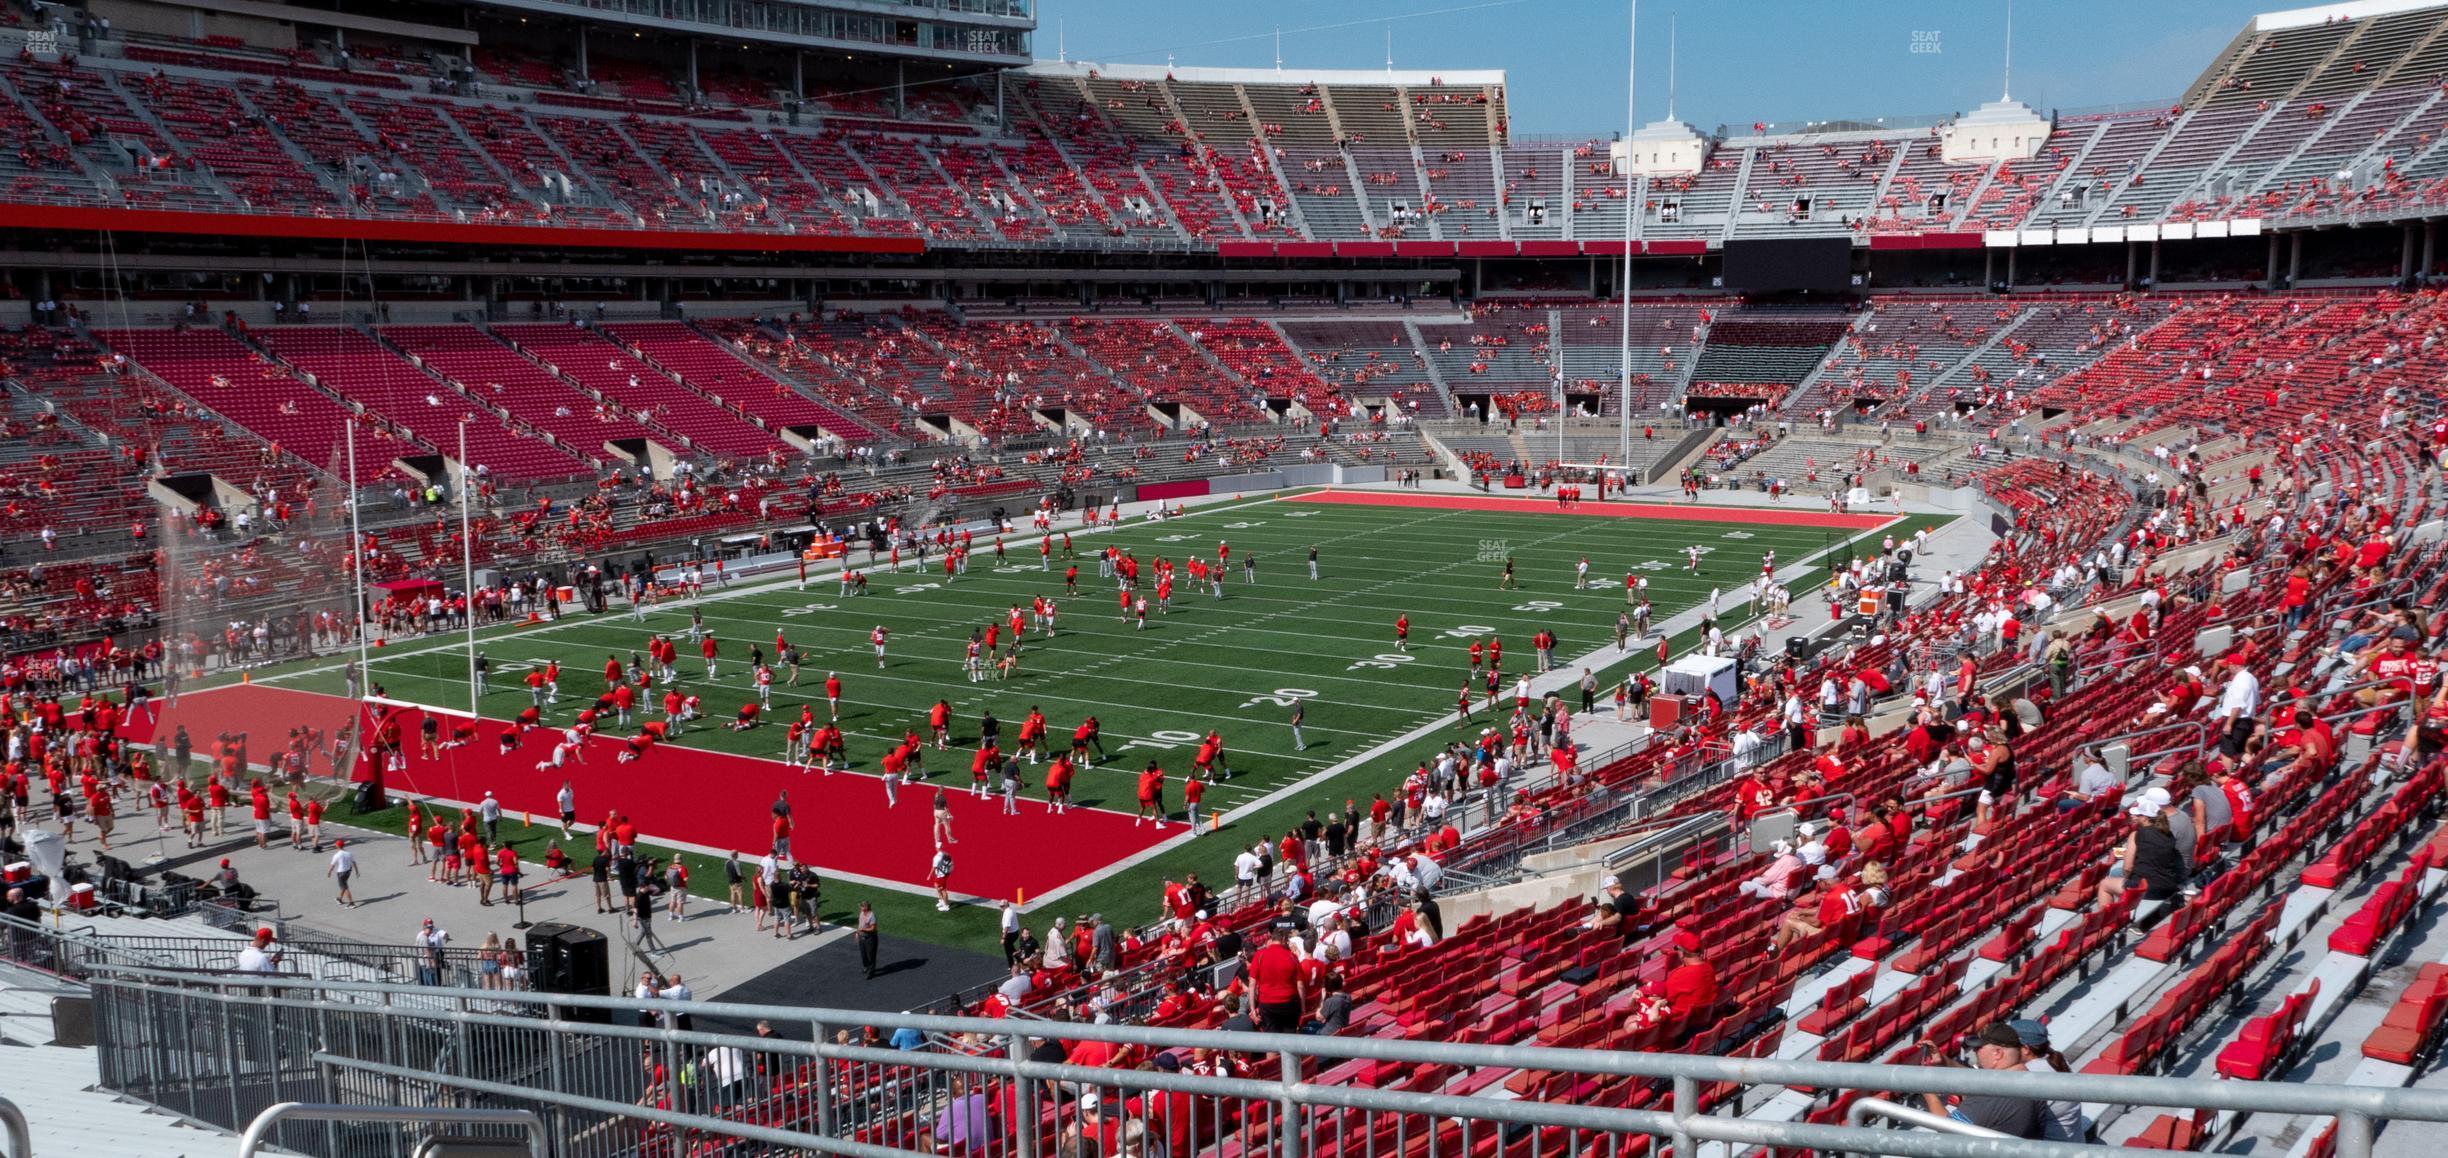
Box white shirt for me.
[237,944,280,973]
[329,848,357,875]
[2219,667,2261,720]
[556,785,574,813]
[1224,842,1263,881]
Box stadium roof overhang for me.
[1018,60,1504,89]
[459,0,1031,66]
[0,204,928,256]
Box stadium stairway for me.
[0,958,241,1154]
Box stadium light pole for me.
[1618,0,1637,477]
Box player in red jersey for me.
[930,699,953,748]
[1135,762,1168,828]
[1044,752,1075,813]
[1395,613,1410,651]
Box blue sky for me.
[1032,0,2279,137]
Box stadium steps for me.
[2243,89,2375,201]
[1861,145,1913,228]
[1741,741,2426,1147]
[1399,320,1460,406]
[1483,144,1512,241]
[2075,106,2203,230]
[2377,17,2448,88]
[1409,143,1442,240]
[1772,310,1871,417]
[96,70,242,206]
[229,86,356,206]
[1241,91,1318,241]
[0,71,118,200]
[510,106,636,221]
[1158,320,1259,395]
[687,320,902,442]
[1944,157,2005,231]
[2022,120,2114,227]
[1718,148,1756,243]
[435,105,547,205]
[0,1036,237,1156]
[1896,307,2037,408]
[2100,829,2448,1152]
[1340,149,1382,237]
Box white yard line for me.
[1015,511,1912,911]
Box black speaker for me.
[51,995,93,1046]
[527,922,612,1023]
[1785,636,1808,661]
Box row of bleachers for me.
[490,322,788,461]
[20,44,2448,243]
[254,327,587,479]
[376,324,658,464]
[1275,319,1447,417]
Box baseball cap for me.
[2128,799,2163,819]
[1153,1052,1182,1071]
[1672,930,1703,952]
[1600,874,1621,889]
[2009,1019,2050,1048]
[253,928,275,944]
[1978,1023,2024,1049]
[2142,786,2174,809]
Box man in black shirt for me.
[1921,1023,2048,1139]
[1594,874,1646,941]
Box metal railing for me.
[76,967,2448,1158]
[0,1095,25,1158]
[239,1103,545,1158]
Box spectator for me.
[1918,1023,2048,1139]
[928,1074,994,1153]
[1592,873,1646,941]
[1659,930,1718,1034]
[2096,798,2188,908]
[2062,747,2121,811]
[235,927,282,974]
[2008,1020,2086,1141]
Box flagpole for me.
[1619,0,1638,473]
[460,422,479,720]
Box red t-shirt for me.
[1249,943,1302,1004]
[1663,961,1718,1016]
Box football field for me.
[207,487,1942,951]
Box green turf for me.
[257,492,1949,957]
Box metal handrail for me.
[79,965,2448,1133]
[238,1103,544,1158]
[1846,1095,2011,1139]
[0,1095,26,1158]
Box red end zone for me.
[130,683,1170,902]
[1287,489,1897,529]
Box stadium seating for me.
[489,323,789,460]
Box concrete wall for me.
[1437,867,1605,930]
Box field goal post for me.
[357,694,482,811]
[1553,462,1643,498]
